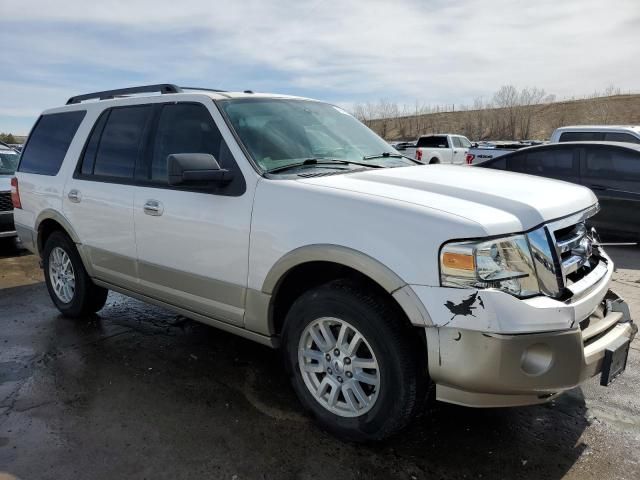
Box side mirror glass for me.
[167,153,233,187]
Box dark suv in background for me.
[477,141,640,240]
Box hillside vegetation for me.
[362,92,640,142]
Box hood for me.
[298,165,597,235]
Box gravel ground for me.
[0,239,638,480]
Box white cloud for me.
[1,0,639,133]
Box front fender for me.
[243,244,433,336]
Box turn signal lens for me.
[442,252,475,271]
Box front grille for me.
[530,205,601,298]
[544,205,602,297]
[0,192,12,212]
[553,222,592,277]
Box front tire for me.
[282,279,428,441]
[43,231,108,317]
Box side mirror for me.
[167,153,233,187]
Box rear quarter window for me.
[18,111,86,175]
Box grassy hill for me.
[368,94,640,141]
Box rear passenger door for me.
[63,105,153,289]
[581,145,640,235]
[132,102,251,327]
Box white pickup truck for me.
[413,134,533,166]
[414,134,472,164]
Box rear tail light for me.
[11,177,22,209]
[465,153,475,165]
[416,149,423,161]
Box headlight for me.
[440,234,540,297]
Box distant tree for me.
[0,133,17,144]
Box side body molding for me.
[244,244,433,338]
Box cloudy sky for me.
[1,0,638,134]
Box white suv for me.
[12,85,636,441]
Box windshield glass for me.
[219,98,409,172]
[0,149,19,175]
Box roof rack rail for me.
[180,86,227,93]
[66,84,183,105]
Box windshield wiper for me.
[362,152,403,160]
[363,152,423,164]
[266,158,384,174]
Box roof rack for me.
[66,84,231,105]
[66,84,182,104]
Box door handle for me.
[143,200,164,216]
[68,189,81,203]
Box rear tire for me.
[43,231,108,317]
[429,158,439,164]
[282,279,428,441]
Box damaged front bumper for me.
[424,291,637,407]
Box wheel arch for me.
[35,210,93,275]
[246,245,433,339]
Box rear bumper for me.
[428,291,636,407]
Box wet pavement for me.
[1,238,639,480]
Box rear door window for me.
[558,132,603,142]
[417,136,449,148]
[91,105,153,179]
[18,111,86,175]
[603,132,640,144]
[584,147,640,182]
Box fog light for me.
[521,344,553,376]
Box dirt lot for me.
[1,240,639,480]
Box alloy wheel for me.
[298,317,380,417]
[49,247,76,303]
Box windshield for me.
[219,98,411,172]
[0,150,19,175]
